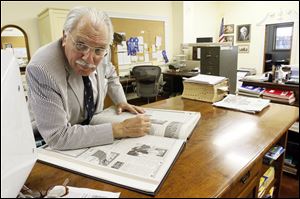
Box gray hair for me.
[63,7,114,44]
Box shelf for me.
[283,164,298,175]
[289,121,299,133]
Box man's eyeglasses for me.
[68,34,108,57]
[18,179,69,198]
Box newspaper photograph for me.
[42,135,181,180]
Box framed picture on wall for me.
[237,24,251,42]
[224,24,234,34]
[238,45,250,53]
[224,35,234,45]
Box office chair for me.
[132,65,162,103]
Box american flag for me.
[219,17,225,43]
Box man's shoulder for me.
[30,40,64,65]
[27,40,67,84]
[28,40,66,74]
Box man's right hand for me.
[112,115,151,138]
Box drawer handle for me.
[240,171,250,184]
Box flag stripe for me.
[219,17,224,43]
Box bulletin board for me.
[111,17,165,61]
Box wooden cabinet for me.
[221,160,261,198]
[38,8,69,46]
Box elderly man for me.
[26,7,150,150]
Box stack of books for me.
[237,85,265,98]
[283,155,298,175]
[258,167,275,198]
[262,89,295,104]
[182,74,228,103]
[263,145,285,165]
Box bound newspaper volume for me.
[37,107,201,195]
[182,74,228,103]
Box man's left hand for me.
[116,103,145,115]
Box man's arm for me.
[104,62,145,114]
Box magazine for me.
[263,89,294,99]
[37,108,201,195]
[238,85,265,95]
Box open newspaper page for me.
[37,135,185,195]
[213,94,270,113]
[93,107,201,140]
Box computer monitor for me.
[196,37,213,43]
[1,50,37,197]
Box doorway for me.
[263,22,294,72]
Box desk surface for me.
[25,97,299,197]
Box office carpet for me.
[280,173,299,198]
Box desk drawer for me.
[221,160,261,198]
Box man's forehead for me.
[73,20,109,45]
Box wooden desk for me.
[241,79,299,107]
[119,76,135,85]
[25,97,299,197]
[162,71,200,96]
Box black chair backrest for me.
[132,65,161,98]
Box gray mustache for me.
[75,60,96,69]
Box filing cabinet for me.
[200,46,238,93]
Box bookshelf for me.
[240,79,299,107]
[259,132,287,198]
[284,121,299,177]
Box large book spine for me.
[182,81,228,102]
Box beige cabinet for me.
[38,8,69,46]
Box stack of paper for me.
[184,74,226,85]
[212,94,270,114]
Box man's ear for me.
[62,31,67,47]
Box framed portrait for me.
[224,35,234,45]
[237,24,251,43]
[238,45,250,53]
[224,24,234,34]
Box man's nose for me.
[82,49,94,63]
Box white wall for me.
[182,1,299,74]
[184,2,220,43]
[2,1,298,74]
[1,1,174,59]
[172,1,184,56]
